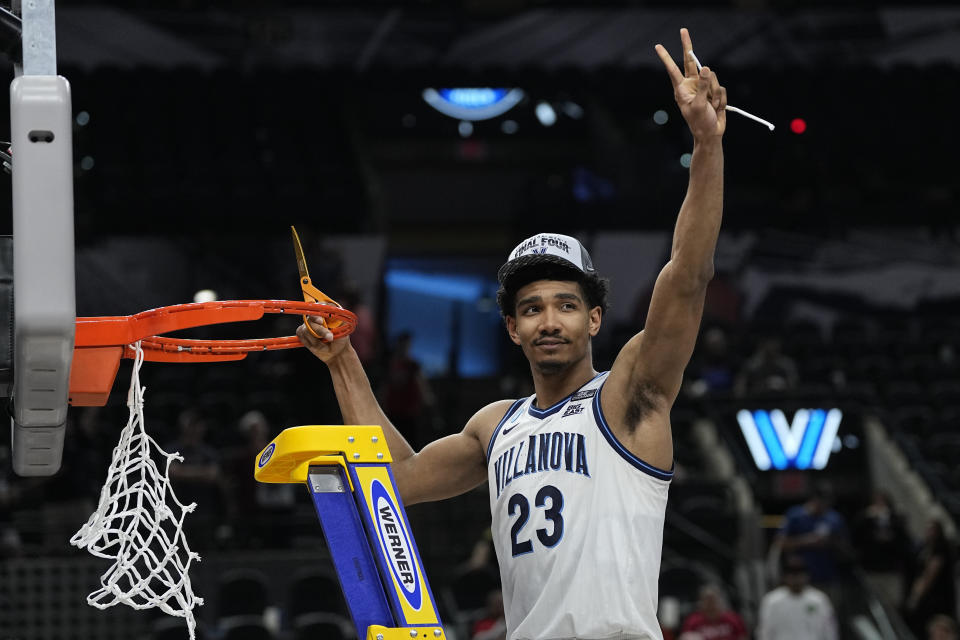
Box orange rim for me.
[135,336,303,355]
[75,300,356,352]
[69,300,356,406]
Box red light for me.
[790,118,807,134]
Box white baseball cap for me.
[497,232,596,286]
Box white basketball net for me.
[70,342,204,639]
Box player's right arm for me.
[298,318,505,505]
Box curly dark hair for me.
[496,262,610,318]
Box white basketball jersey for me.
[487,372,672,640]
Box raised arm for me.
[298,319,508,505]
[601,28,725,468]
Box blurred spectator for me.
[702,269,743,328]
[678,584,748,640]
[774,483,849,603]
[381,332,435,448]
[166,408,225,548]
[223,410,295,547]
[904,519,958,637]
[757,555,838,640]
[685,326,736,397]
[734,337,798,396]
[168,409,220,488]
[339,281,378,367]
[853,491,910,608]
[453,529,501,615]
[471,589,506,640]
[928,614,960,640]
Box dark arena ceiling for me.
[0,4,958,237]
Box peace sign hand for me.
[655,28,726,140]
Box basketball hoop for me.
[69,298,357,639]
[70,299,357,406]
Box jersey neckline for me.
[527,371,607,420]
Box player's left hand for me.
[655,28,726,140]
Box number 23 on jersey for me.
[507,485,564,557]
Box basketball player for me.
[299,27,725,640]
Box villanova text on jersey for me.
[492,430,590,498]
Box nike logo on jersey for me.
[561,403,584,417]
[501,406,524,435]
[493,431,590,498]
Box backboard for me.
[6,0,75,476]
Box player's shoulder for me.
[470,399,521,427]
[465,399,522,439]
[803,586,832,605]
[762,585,790,604]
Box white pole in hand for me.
[689,50,775,131]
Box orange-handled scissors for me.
[291,226,344,339]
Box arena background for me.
[1,1,960,639]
